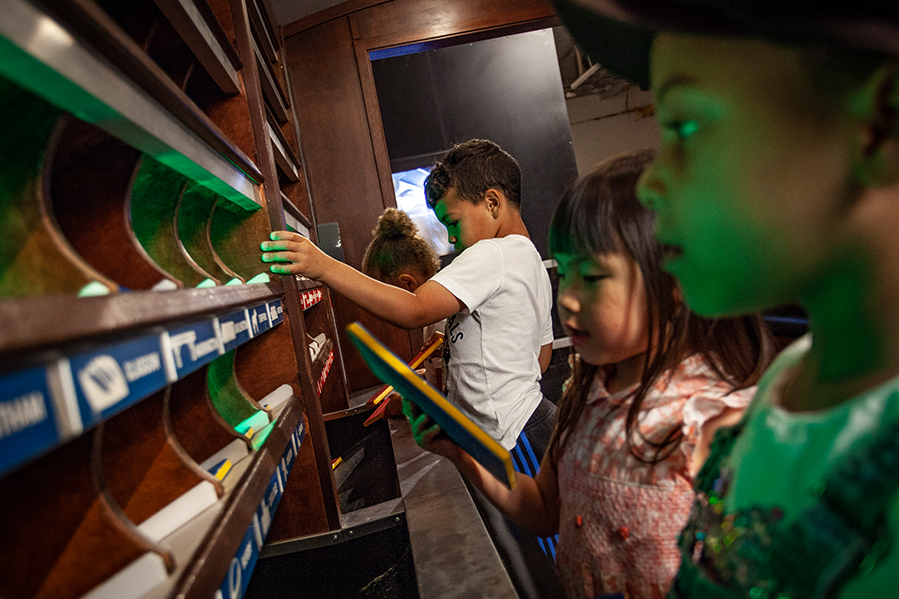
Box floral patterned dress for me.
[556,354,755,599]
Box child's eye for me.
[583,274,607,284]
[663,120,699,141]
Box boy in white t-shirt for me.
[260,139,555,457]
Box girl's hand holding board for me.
[402,399,465,463]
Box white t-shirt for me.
[430,235,553,449]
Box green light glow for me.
[251,420,277,449]
[235,410,270,436]
[207,351,257,427]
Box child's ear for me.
[853,62,899,187]
[483,188,502,218]
[397,273,418,291]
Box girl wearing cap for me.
[553,1,899,597]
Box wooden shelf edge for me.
[266,108,300,166]
[154,0,243,95]
[267,122,300,182]
[253,0,280,48]
[294,277,323,292]
[254,40,289,122]
[0,282,284,358]
[248,0,278,64]
[170,396,307,599]
[281,194,313,230]
[36,0,264,186]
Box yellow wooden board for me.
[346,322,515,489]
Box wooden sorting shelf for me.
[0,0,263,210]
[0,301,303,599]
[0,298,286,477]
[0,2,350,598]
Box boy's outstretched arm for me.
[403,399,560,538]
[261,231,461,329]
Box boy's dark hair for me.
[424,139,522,209]
[361,208,440,283]
[552,0,899,89]
[546,149,776,465]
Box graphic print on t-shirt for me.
[443,314,458,396]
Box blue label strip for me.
[218,309,252,353]
[247,304,271,337]
[256,471,282,542]
[69,334,169,426]
[0,366,60,477]
[4,301,281,477]
[219,419,306,597]
[267,299,284,326]
[167,318,224,379]
[218,516,261,599]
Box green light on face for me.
[677,120,699,139]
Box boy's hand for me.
[260,231,329,279]
[402,398,463,462]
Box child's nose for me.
[557,286,580,314]
[636,163,665,212]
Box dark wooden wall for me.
[282,0,558,395]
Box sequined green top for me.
[670,335,899,598]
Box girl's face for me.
[556,250,649,370]
[637,34,858,317]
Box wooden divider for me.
[233,311,302,402]
[166,366,253,467]
[207,350,268,428]
[177,183,244,284]
[131,157,220,286]
[98,390,224,528]
[0,80,117,297]
[0,430,171,599]
[46,116,182,291]
[209,199,273,282]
